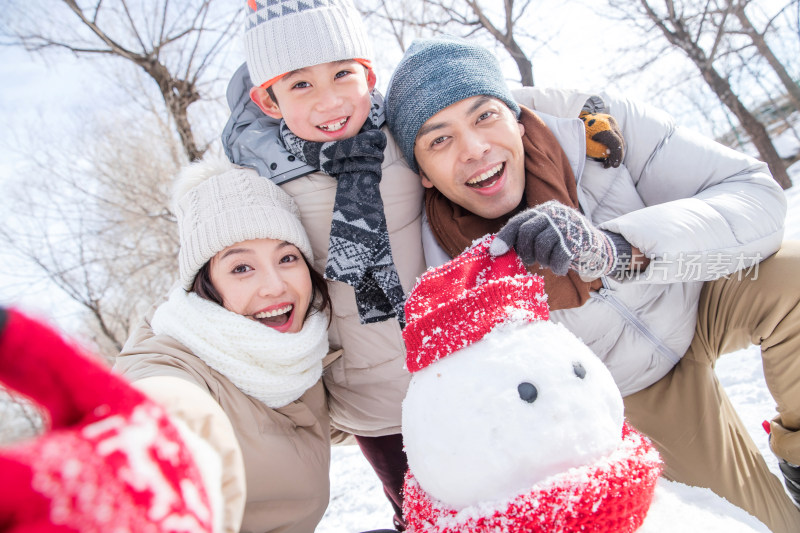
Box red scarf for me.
[403,423,661,533]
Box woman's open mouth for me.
[253,304,294,329]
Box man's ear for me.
[419,169,434,189]
[517,120,525,138]
[250,87,282,119]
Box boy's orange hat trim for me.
[258,58,374,90]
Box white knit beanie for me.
[173,157,313,290]
[243,0,373,88]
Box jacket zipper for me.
[590,279,682,366]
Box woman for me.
[114,158,333,533]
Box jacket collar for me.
[221,63,316,185]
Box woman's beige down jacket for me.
[115,329,331,533]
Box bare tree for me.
[2,0,241,162]
[359,0,541,86]
[608,0,793,189]
[1,106,186,357]
[731,1,800,112]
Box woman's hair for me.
[191,255,332,325]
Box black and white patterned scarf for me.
[280,92,406,326]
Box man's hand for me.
[580,110,625,168]
[489,201,618,278]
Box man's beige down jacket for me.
[424,87,786,396]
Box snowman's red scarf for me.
[403,423,661,533]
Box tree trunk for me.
[138,58,205,162]
[734,4,800,113]
[702,64,793,189]
[465,0,534,86]
[507,40,534,86]
[165,93,205,162]
[641,0,792,189]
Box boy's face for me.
[251,59,376,142]
[413,96,526,220]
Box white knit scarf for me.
[151,288,328,408]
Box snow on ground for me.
[317,164,800,532]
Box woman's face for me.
[209,238,312,333]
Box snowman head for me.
[402,236,624,509]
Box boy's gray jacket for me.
[426,87,786,396]
[222,64,316,184]
[219,63,425,436]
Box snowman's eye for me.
[573,362,586,379]
[518,382,538,403]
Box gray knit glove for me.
[490,200,624,277]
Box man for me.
[385,35,800,533]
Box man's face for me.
[413,96,526,219]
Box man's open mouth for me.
[466,163,504,188]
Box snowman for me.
[400,235,769,533]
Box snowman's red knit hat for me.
[403,235,550,373]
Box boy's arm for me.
[596,91,785,282]
[513,86,785,282]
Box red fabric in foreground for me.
[403,423,662,533]
[0,309,214,533]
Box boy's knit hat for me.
[402,236,549,373]
[243,0,373,88]
[174,157,313,290]
[385,36,521,173]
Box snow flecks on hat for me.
[402,235,549,373]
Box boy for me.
[226,1,424,529]
[226,5,622,528]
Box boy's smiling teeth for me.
[318,118,348,132]
[467,163,504,186]
[254,305,293,319]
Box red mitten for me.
[0,308,215,533]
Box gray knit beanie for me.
[243,0,373,88]
[385,36,521,173]
[174,157,313,290]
